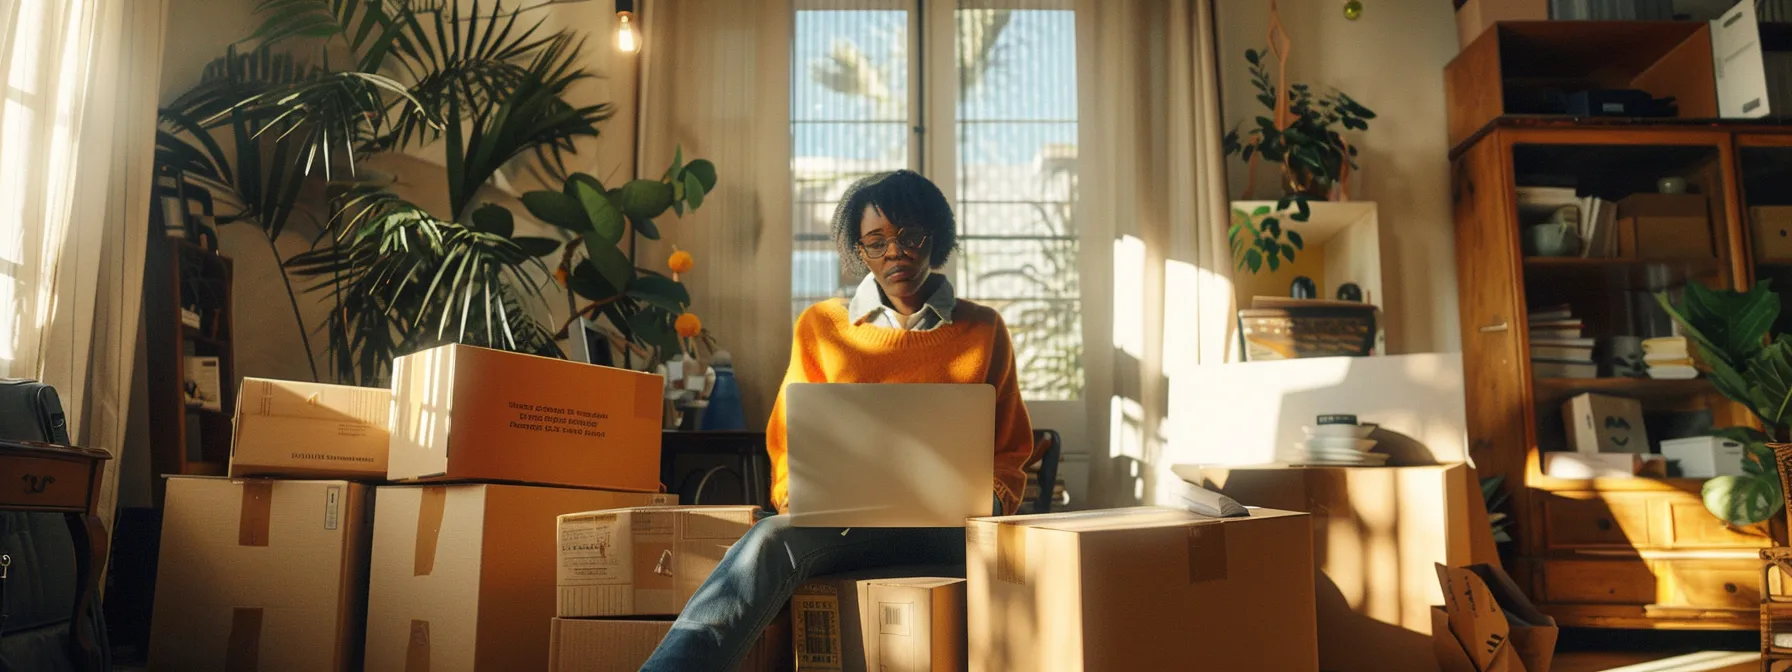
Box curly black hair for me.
[831,170,958,276]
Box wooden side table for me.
[0,439,111,670]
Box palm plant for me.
[158,1,712,386]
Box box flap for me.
[237,378,392,424]
[1436,564,1511,672]
[1713,0,1770,118]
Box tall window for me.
[1,0,91,373]
[791,0,1083,400]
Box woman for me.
[641,170,1035,670]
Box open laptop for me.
[784,383,996,528]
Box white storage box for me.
[1660,436,1747,478]
[1544,452,1663,479]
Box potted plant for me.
[157,1,716,385]
[1221,49,1376,201]
[1653,282,1790,527]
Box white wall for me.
[1215,0,1463,354]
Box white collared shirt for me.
[846,273,957,331]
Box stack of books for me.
[1643,336,1698,379]
[1515,186,1619,258]
[1530,304,1596,379]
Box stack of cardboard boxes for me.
[148,344,674,671]
[143,341,1345,670]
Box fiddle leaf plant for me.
[1654,281,1790,526]
[1229,200,1309,273]
[519,151,718,367]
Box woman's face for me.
[858,205,933,304]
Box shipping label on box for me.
[1564,393,1649,454]
[230,378,393,479]
[794,583,849,671]
[557,505,757,618]
[389,344,664,491]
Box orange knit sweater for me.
[766,299,1037,515]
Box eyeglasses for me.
[857,228,930,259]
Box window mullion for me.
[919,0,958,273]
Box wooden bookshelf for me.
[143,237,236,506]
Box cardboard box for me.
[149,476,373,671]
[1614,194,1712,259]
[966,507,1317,672]
[556,505,758,617]
[1543,452,1665,479]
[365,484,673,672]
[1454,0,1545,50]
[547,614,788,672]
[865,578,966,672]
[229,377,393,479]
[389,343,664,490]
[1751,206,1792,259]
[1432,564,1557,672]
[1180,464,1497,672]
[1563,393,1649,454]
[1660,436,1748,478]
[792,566,963,672]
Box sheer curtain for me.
[1076,0,1234,507]
[636,0,795,423]
[0,0,168,529]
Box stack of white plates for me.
[1280,423,1388,466]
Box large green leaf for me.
[521,191,588,232]
[583,236,634,293]
[511,236,563,258]
[627,276,691,313]
[631,215,661,241]
[617,179,674,220]
[681,159,717,193]
[573,179,624,243]
[469,203,514,238]
[1703,473,1784,526]
[566,259,621,301]
[1679,282,1778,366]
[683,171,706,210]
[1748,337,1792,428]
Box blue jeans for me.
[640,514,967,671]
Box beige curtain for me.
[1077,0,1234,507]
[635,0,795,423]
[0,0,168,530]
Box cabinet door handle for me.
[1596,518,1613,532]
[1479,321,1509,333]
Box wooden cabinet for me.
[1450,120,1792,630]
[142,237,236,506]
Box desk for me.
[0,439,110,670]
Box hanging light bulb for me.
[616,0,641,54]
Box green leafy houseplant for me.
[1653,282,1790,526]
[158,1,715,385]
[1228,201,1309,274]
[1221,49,1376,201]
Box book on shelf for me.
[1528,304,1575,323]
[1532,360,1598,379]
[1530,327,1586,340]
[1533,343,1596,361]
